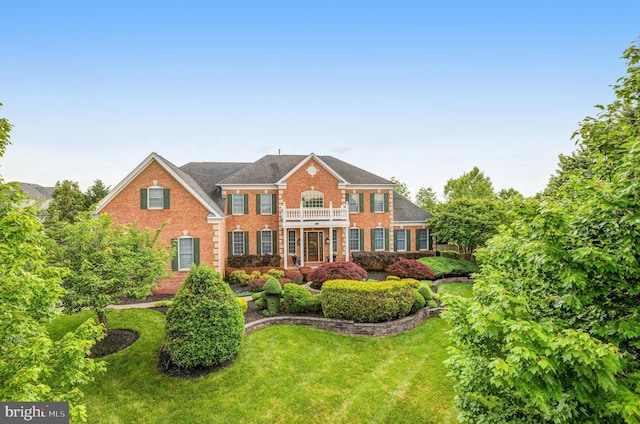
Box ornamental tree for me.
[0,104,104,423]
[49,213,170,331]
[443,42,640,423]
[443,166,495,201]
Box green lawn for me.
[418,256,479,278]
[50,309,458,424]
[437,283,474,298]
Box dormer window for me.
[140,187,169,209]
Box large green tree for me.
[429,198,506,259]
[84,179,110,208]
[443,166,495,201]
[46,179,88,225]
[415,186,439,212]
[444,42,640,423]
[0,104,104,423]
[390,176,411,199]
[50,213,170,331]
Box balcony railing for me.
[281,202,348,224]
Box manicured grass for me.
[418,256,479,278]
[50,309,457,423]
[437,283,474,299]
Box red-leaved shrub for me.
[283,269,303,284]
[248,278,267,292]
[385,259,435,280]
[308,262,367,289]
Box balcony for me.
[281,202,349,227]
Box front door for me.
[306,232,322,262]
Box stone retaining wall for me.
[245,307,445,337]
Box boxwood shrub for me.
[321,279,414,323]
[163,265,244,368]
[411,289,426,314]
[282,283,322,314]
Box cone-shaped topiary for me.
[163,264,244,368]
[263,277,283,295]
[262,277,283,316]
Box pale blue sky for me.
[1,1,638,200]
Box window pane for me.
[261,194,272,214]
[261,230,272,255]
[396,230,406,251]
[301,190,324,208]
[288,231,296,255]
[374,228,384,250]
[373,193,384,213]
[178,238,194,269]
[348,194,359,213]
[232,195,244,215]
[332,229,338,252]
[233,231,244,255]
[149,187,164,208]
[418,229,428,250]
[349,228,359,252]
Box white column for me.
[345,227,350,262]
[299,228,305,267]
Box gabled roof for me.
[96,153,225,217]
[217,154,393,186]
[179,161,250,210]
[18,182,54,199]
[392,192,432,223]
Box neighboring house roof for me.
[392,192,432,223]
[179,162,250,210]
[217,154,394,186]
[18,182,54,199]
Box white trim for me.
[177,236,194,271]
[96,152,224,217]
[276,153,348,185]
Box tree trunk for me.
[97,310,108,333]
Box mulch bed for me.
[91,329,139,358]
[157,348,236,379]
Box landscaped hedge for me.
[282,283,322,314]
[321,279,414,323]
[351,251,435,271]
[163,265,244,368]
[385,259,435,280]
[226,254,281,268]
[308,262,367,289]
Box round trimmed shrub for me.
[163,265,244,368]
[411,289,426,314]
[308,261,367,289]
[418,286,434,301]
[263,277,283,295]
[282,283,322,314]
[385,259,435,280]
[321,279,414,323]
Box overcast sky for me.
[1,1,638,200]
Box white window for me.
[301,190,324,208]
[418,229,429,250]
[332,229,338,253]
[233,231,245,255]
[348,194,360,213]
[396,230,407,251]
[232,194,245,215]
[148,187,164,209]
[288,230,297,255]
[349,228,360,252]
[261,230,273,255]
[373,193,385,213]
[260,194,273,215]
[374,228,385,251]
[178,237,194,270]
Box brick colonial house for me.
[96,152,432,292]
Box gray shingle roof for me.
[393,192,432,223]
[179,162,251,210]
[18,182,54,199]
[216,154,394,185]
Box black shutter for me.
[394,230,398,251]
[163,189,170,209]
[140,189,148,209]
[370,193,375,212]
[385,229,389,250]
[272,194,277,214]
[256,194,261,214]
[370,228,375,251]
[227,194,233,214]
[406,230,411,252]
[383,193,389,212]
[272,230,277,254]
[243,231,249,254]
[171,239,178,270]
[358,193,364,212]
[228,232,233,255]
[193,238,200,265]
[359,229,365,251]
[243,194,249,215]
